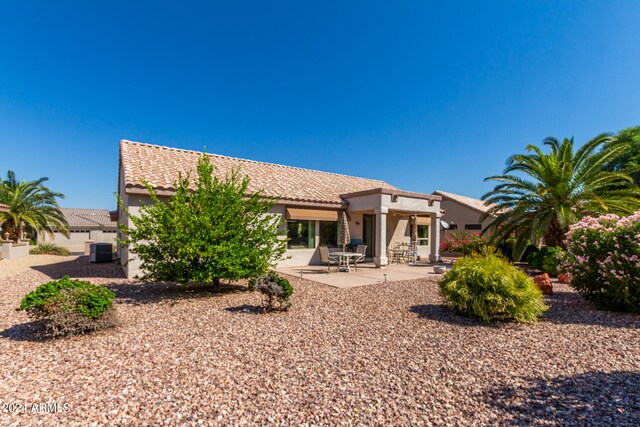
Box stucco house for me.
[116,140,443,279]
[432,190,496,240]
[38,208,118,252]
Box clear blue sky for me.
[1,1,639,209]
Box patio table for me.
[331,251,361,272]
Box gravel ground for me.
[1,257,639,426]
[0,255,78,279]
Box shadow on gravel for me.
[107,281,249,305]
[486,371,640,425]
[0,319,54,342]
[31,256,126,279]
[409,304,502,328]
[225,304,264,314]
[543,291,640,329]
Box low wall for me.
[1,241,30,260]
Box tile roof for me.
[433,190,497,214]
[120,140,398,206]
[0,203,9,212]
[60,208,117,229]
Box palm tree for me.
[0,171,69,241]
[481,134,640,260]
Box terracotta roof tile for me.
[120,140,397,206]
[60,208,117,228]
[0,203,10,213]
[433,190,497,214]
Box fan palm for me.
[0,171,69,241]
[481,133,640,260]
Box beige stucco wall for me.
[440,199,494,240]
[119,182,442,277]
[39,229,116,253]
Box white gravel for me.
[0,257,638,426]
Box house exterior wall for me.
[39,229,117,253]
[439,198,494,240]
[118,171,442,277]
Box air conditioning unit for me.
[90,243,113,263]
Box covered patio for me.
[277,262,446,289]
[339,188,443,267]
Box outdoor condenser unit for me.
[90,243,113,263]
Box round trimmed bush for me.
[18,275,117,337]
[439,248,548,323]
[248,271,293,311]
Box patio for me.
[277,261,443,288]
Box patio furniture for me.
[352,244,367,271]
[346,238,364,252]
[319,246,340,271]
[406,241,418,264]
[332,251,362,272]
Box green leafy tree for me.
[482,134,640,259]
[605,125,640,186]
[118,153,286,284]
[0,171,69,241]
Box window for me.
[417,225,429,245]
[465,224,482,230]
[287,220,315,249]
[448,224,458,230]
[319,221,338,247]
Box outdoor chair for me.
[405,241,418,263]
[319,245,339,272]
[353,244,367,271]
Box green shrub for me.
[562,211,640,312]
[30,243,70,256]
[248,272,293,311]
[527,246,564,276]
[497,239,538,262]
[18,276,117,336]
[118,152,286,284]
[439,248,548,323]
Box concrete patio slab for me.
[277,262,444,288]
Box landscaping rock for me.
[534,273,554,294]
[1,256,639,425]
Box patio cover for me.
[285,208,339,221]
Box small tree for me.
[118,153,286,284]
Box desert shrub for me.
[562,211,640,312]
[527,246,564,276]
[30,242,70,256]
[497,239,538,262]
[248,272,293,311]
[439,231,490,255]
[439,247,548,322]
[18,276,117,337]
[118,152,286,284]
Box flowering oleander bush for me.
[561,211,640,312]
[440,231,490,255]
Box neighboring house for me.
[432,190,496,240]
[116,140,443,279]
[38,208,118,252]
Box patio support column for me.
[429,213,441,262]
[374,207,388,267]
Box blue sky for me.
[1,1,639,209]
